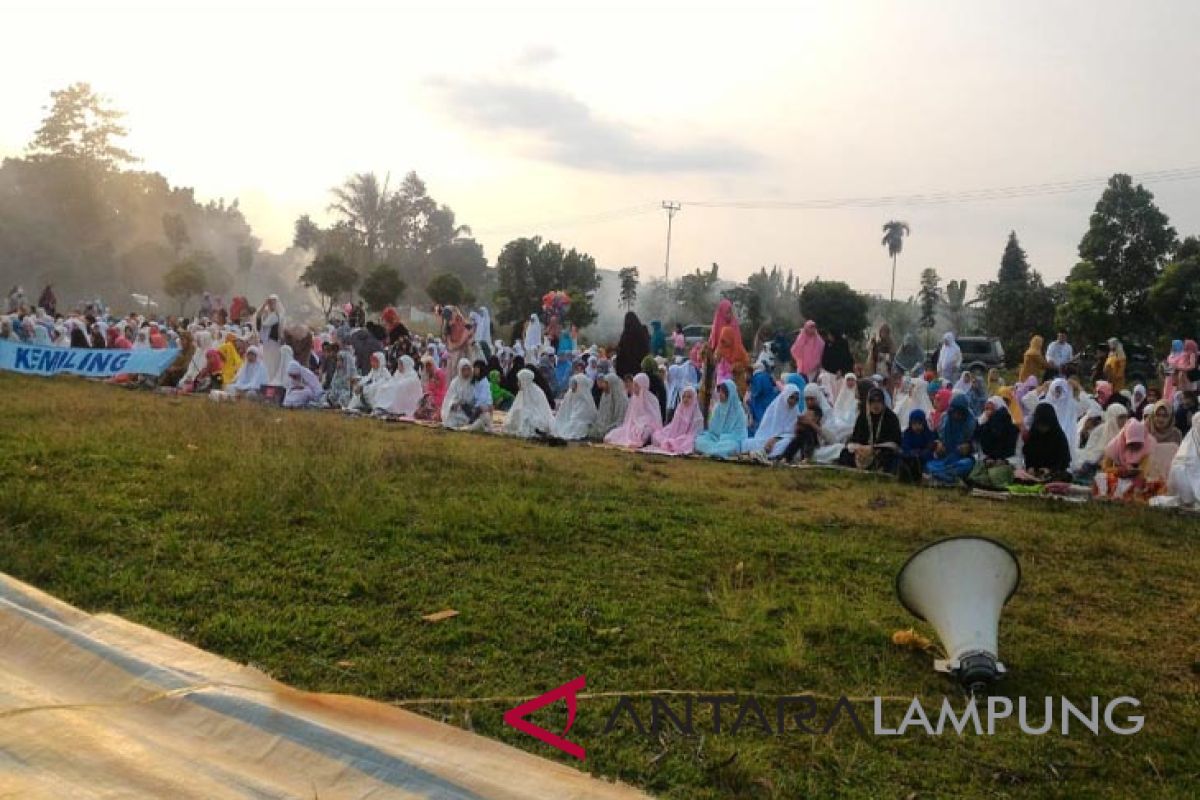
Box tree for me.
[162,259,206,315]
[360,263,407,312]
[944,279,970,334]
[162,213,189,257]
[26,82,137,169]
[237,243,255,275]
[426,272,468,306]
[675,263,721,323]
[977,231,1057,364]
[300,254,359,319]
[798,280,869,339]
[618,267,640,310]
[293,214,322,251]
[1078,174,1177,337]
[1148,236,1200,342]
[1056,261,1112,347]
[494,236,601,327]
[918,268,941,343]
[881,220,910,302]
[328,172,392,266]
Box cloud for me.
[514,45,560,68]
[429,78,760,174]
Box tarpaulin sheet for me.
[0,575,648,799]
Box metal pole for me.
[661,201,681,281]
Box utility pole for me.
[661,201,681,281]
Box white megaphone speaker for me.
[896,536,1020,694]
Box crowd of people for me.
[4,283,1199,509]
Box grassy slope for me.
[0,373,1197,799]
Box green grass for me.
[1,373,1198,798]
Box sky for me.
[4,0,1200,299]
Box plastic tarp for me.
[0,575,648,799]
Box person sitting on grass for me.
[925,393,976,484]
[897,408,938,482]
[504,368,553,438]
[604,373,662,448]
[694,379,749,459]
[643,385,704,455]
[742,383,803,462]
[282,359,324,408]
[1020,402,1072,482]
[220,344,268,399]
[778,399,837,464]
[838,387,901,473]
[553,374,597,441]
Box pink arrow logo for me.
[503,675,586,760]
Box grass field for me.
[1,373,1198,798]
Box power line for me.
[470,202,659,237]
[679,165,1200,210]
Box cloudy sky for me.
[4,0,1200,297]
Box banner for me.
[0,339,179,378]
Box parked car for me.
[926,336,1005,376]
[680,324,711,348]
[1074,343,1158,386]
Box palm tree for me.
[328,172,392,266]
[880,220,911,302]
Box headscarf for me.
[326,349,358,407]
[831,373,860,436]
[524,314,543,353]
[1094,380,1114,405]
[647,385,704,454]
[901,408,938,455]
[936,332,961,380]
[441,358,476,421]
[747,361,779,433]
[665,363,687,412]
[376,354,423,415]
[998,385,1022,427]
[217,333,243,387]
[705,379,749,440]
[1079,403,1129,466]
[790,320,825,376]
[803,382,834,427]
[708,299,737,351]
[1046,377,1079,464]
[615,311,650,378]
[1104,418,1154,468]
[604,373,663,446]
[1167,412,1200,504]
[1024,402,1071,472]
[938,392,976,454]
[228,345,268,393]
[715,325,750,371]
[742,383,803,452]
[894,333,925,375]
[1145,400,1180,441]
[554,374,597,440]
[591,373,629,439]
[649,320,666,355]
[505,368,556,437]
[976,402,1019,460]
[1018,335,1045,382]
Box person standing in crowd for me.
[866,323,894,376]
[671,324,686,358]
[614,311,650,378]
[1045,330,1074,378]
[821,330,855,375]
[791,320,825,380]
[1018,335,1046,383]
[936,332,962,382]
[1104,337,1127,393]
[255,295,286,386]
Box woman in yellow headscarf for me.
[997,384,1022,427]
[986,368,1003,396]
[1104,338,1127,394]
[218,332,243,388]
[1018,335,1046,383]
